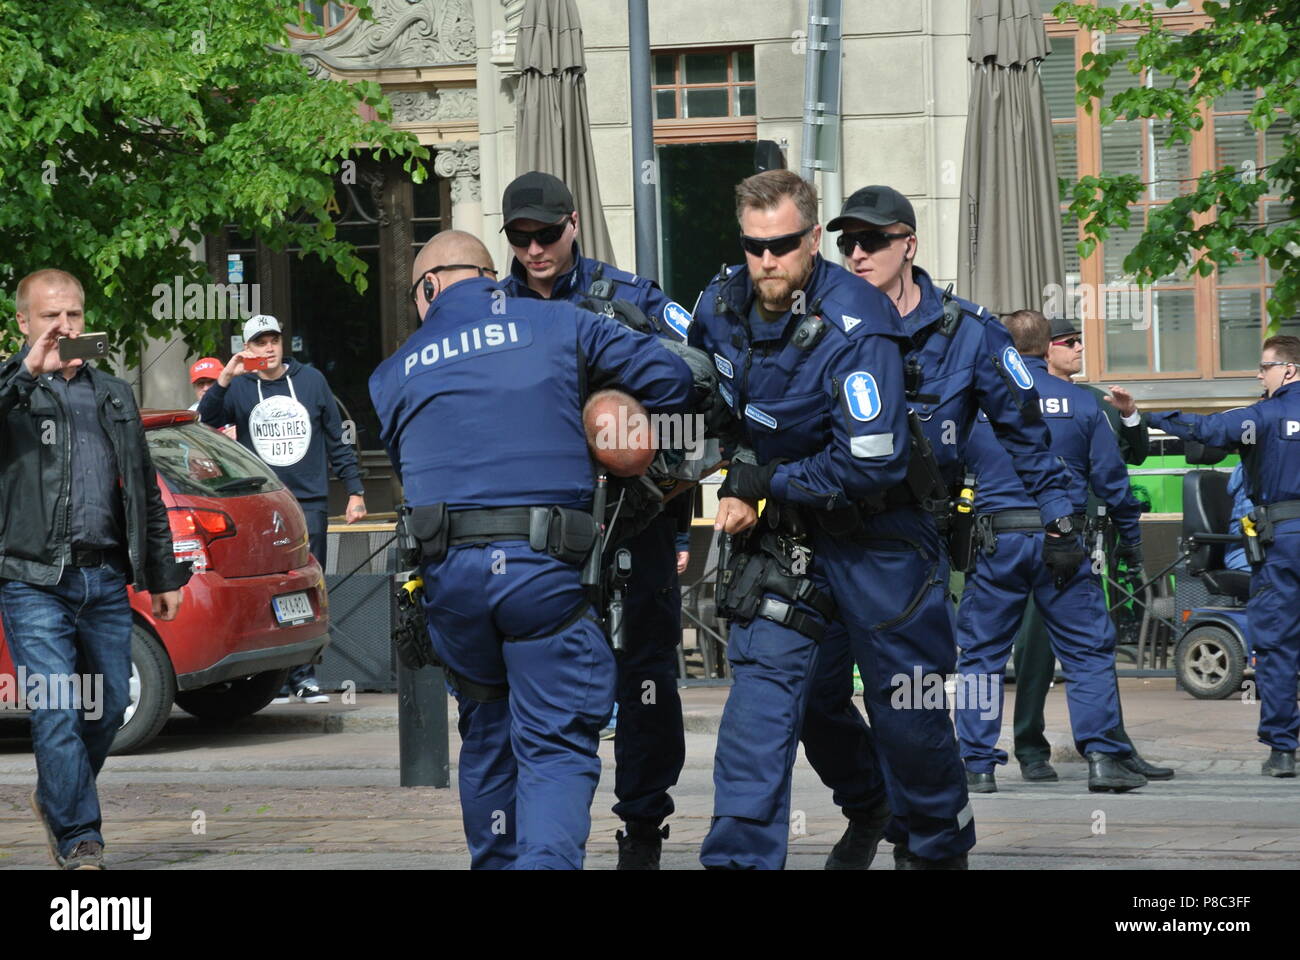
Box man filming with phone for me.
[3,268,190,870]
[198,314,367,703]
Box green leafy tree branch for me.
[0,0,429,362]
[1054,1,1298,330]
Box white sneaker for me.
[270,693,292,705]
[294,684,330,704]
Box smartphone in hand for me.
[243,355,271,371]
[57,333,110,363]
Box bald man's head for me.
[411,230,497,317]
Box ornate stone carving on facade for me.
[433,142,481,204]
[291,0,476,77]
[388,87,478,124]
[501,0,527,37]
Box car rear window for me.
[148,422,284,498]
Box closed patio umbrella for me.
[513,0,615,264]
[958,0,1064,315]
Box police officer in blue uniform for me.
[1148,334,1300,778]
[498,171,698,868]
[688,170,923,870]
[808,186,1075,868]
[953,310,1147,793]
[370,230,693,868]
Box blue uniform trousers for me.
[954,530,1129,771]
[701,508,973,868]
[612,513,686,826]
[421,542,616,870]
[1251,523,1300,751]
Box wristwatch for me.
[1046,515,1074,536]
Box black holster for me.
[715,528,834,641]
[529,506,600,565]
[407,503,449,565]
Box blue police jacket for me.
[966,355,1143,544]
[368,276,693,511]
[687,255,910,510]
[903,266,1073,525]
[1149,381,1300,507]
[501,242,695,341]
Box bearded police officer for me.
[806,186,1074,868]
[688,170,929,870]
[1147,335,1300,778]
[371,230,693,868]
[498,171,697,867]
[953,310,1147,793]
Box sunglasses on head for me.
[1052,336,1083,349]
[739,225,813,258]
[835,229,912,257]
[504,217,573,249]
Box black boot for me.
[824,798,891,870]
[1262,749,1297,778]
[1087,752,1147,793]
[892,840,968,870]
[1119,750,1175,781]
[966,769,997,794]
[1019,759,1059,782]
[616,822,668,870]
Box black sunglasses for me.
[739,225,813,258]
[504,217,573,249]
[1052,336,1083,349]
[409,265,497,304]
[836,229,912,256]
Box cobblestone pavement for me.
[2,679,1297,869]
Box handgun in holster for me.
[393,575,438,670]
[1242,510,1268,564]
[947,473,977,574]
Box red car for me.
[0,410,330,753]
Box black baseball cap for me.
[827,185,917,232]
[1049,315,1082,340]
[501,171,574,227]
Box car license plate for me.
[273,592,313,625]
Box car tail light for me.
[169,507,235,573]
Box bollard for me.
[397,656,449,788]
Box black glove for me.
[718,460,780,501]
[1115,541,1143,568]
[1042,532,1087,589]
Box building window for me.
[1043,1,1292,382]
[650,47,765,303]
[652,48,756,143]
[287,2,356,38]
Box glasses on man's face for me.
[504,218,572,249]
[1052,336,1083,350]
[835,229,911,257]
[409,265,497,305]
[739,225,813,258]
[1259,360,1293,374]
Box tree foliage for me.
[0,0,428,360]
[1054,1,1299,329]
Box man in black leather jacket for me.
[1,269,190,870]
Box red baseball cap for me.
[189,357,223,383]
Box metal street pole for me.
[628,0,659,280]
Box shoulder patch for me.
[843,371,882,422]
[1001,346,1035,390]
[661,301,692,338]
[841,314,861,333]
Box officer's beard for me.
[754,253,814,317]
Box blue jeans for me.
[287,500,329,690]
[0,562,133,856]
